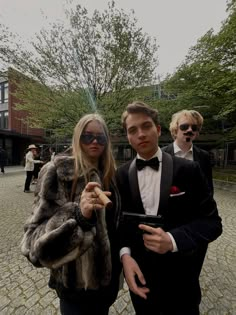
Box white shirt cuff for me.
[119,247,131,260]
[119,234,177,257]
[167,232,178,252]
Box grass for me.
[213,167,236,183]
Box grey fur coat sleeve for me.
[20,158,96,269]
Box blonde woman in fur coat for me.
[21,113,122,315]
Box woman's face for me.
[80,120,107,163]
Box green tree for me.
[162,0,236,139]
[0,1,158,136]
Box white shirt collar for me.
[173,141,193,154]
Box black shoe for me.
[24,190,31,193]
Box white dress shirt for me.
[137,149,162,215]
[173,141,193,161]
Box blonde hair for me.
[72,113,116,190]
[169,109,203,139]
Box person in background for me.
[21,113,122,315]
[49,146,56,161]
[162,109,214,193]
[116,101,222,315]
[24,144,43,192]
[0,146,7,174]
[32,147,43,184]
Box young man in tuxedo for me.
[116,101,222,315]
[162,109,214,193]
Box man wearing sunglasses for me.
[162,109,214,193]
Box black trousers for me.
[60,298,110,315]
[130,291,200,315]
[24,171,33,191]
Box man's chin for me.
[138,149,156,160]
[184,136,193,143]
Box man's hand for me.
[122,254,150,299]
[139,224,173,254]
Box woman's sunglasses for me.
[179,124,199,132]
[80,133,107,145]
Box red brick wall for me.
[8,77,45,137]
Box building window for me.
[0,84,2,103]
[0,111,8,129]
[4,111,8,129]
[0,81,8,103]
[4,82,8,102]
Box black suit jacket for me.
[116,153,222,309]
[162,143,214,193]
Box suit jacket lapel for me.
[164,143,174,156]
[159,152,173,215]
[193,146,201,163]
[128,159,144,213]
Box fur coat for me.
[21,155,121,293]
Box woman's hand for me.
[80,182,111,219]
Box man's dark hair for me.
[121,101,159,130]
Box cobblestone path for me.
[0,170,235,314]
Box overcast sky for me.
[0,0,228,77]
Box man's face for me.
[125,112,161,160]
[175,115,199,145]
[31,149,37,156]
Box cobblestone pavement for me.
[0,169,235,314]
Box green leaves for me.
[162,0,236,139]
[0,1,158,136]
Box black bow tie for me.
[136,157,160,171]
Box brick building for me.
[0,69,46,165]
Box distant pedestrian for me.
[32,148,43,185]
[0,146,7,174]
[49,146,56,161]
[24,144,43,192]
